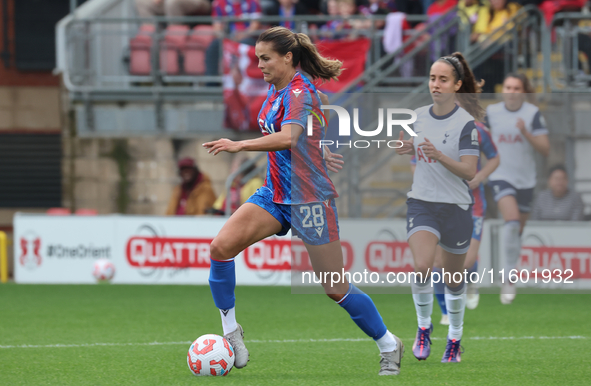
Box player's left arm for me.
[420,121,479,180]
[517,111,550,157]
[421,137,478,180]
[468,126,499,190]
[317,90,344,173]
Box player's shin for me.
[444,281,466,340]
[337,284,396,351]
[503,220,521,281]
[411,279,434,328]
[208,258,237,334]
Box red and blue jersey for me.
[257,72,338,205]
[409,120,497,217]
[212,0,262,33]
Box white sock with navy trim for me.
[220,307,237,335]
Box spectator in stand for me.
[473,0,520,44]
[355,0,393,30]
[135,0,211,17]
[205,0,263,80]
[472,0,520,92]
[264,0,309,30]
[210,154,264,215]
[426,0,458,60]
[458,0,490,42]
[166,157,217,215]
[318,0,357,40]
[531,165,586,221]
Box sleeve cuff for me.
[459,149,480,157]
[532,129,549,136]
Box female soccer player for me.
[485,73,549,304]
[203,26,404,376]
[396,52,483,363]
[411,118,499,322]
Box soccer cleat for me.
[441,338,463,362]
[223,323,250,368]
[466,283,480,310]
[378,335,405,375]
[439,314,450,325]
[412,324,433,360]
[500,282,517,305]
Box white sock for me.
[503,221,521,281]
[375,330,398,353]
[411,280,433,329]
[445,283,466,341]
[220,307,237,335]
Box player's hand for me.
[418,137,442,161]
[323,145,344,173]
[516,118,526,134]
[202,139,243,155]
[395,130,415,155]
[468,172,484,190]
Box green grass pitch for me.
[1,284,590,385]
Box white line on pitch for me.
[0,335,586,349]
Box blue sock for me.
[337,284,387,340]
[208,259,236,310]
[433,268,447,315]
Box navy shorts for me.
[406,198,473,254]
[488,180,534,213]
[246,187,340,246]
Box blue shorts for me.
[406,198,473,254]
[472,216,483,242]
[488,180,534,213]
[246,188,340,246]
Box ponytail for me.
[437,52,486,122]
[257,27,343,82]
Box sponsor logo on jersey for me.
[497,134,523,143]
[293,89,302,97]
[471,128,479,146]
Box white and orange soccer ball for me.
[187,334,235,376]
[92,259,115,281]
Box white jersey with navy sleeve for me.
[407,104,480,207]
[486,101,548,189]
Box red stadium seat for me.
[46,208,71,215]
[184,25,215,75]
[160,24,189,75]
[129,24,156,75]
[75,208,98,216]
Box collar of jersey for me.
[503,102,525,113]
[272,71,300,94]
[429,104,459,120]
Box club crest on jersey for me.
[272,98,281,112]
[471,128,479,146]
[443,132,450,144]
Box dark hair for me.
[504,72,536,102]
[548,164,567,178]
[436,52,486,121]
[256,26,343,81]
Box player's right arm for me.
[395,130,415,156]
[203,124,300,155]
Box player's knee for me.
[210,238,230,261]
[414,263,432,279]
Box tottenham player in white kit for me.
[485,73,549,304]
[397,52,484,363]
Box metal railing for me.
[328,6,545,218]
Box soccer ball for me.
[187,334,235,376]
[92,259,115,281]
